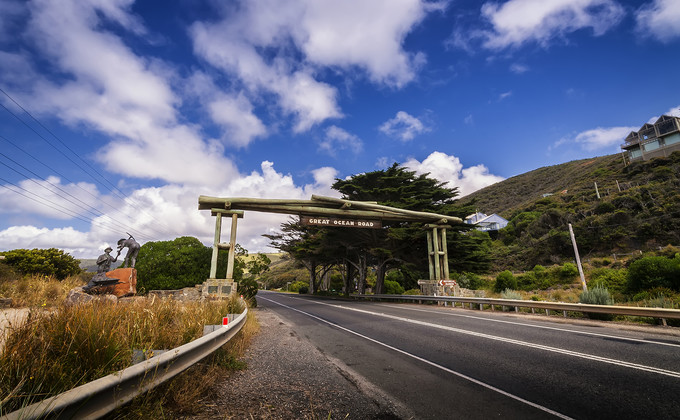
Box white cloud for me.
[636,0,680,42]
[0,162,341,257]
[403,151,504,197]
[0,0,242,187]
[456,0,625,50]
[319,126,363,155]
[510,63,529,73]
[0,177,100,220]
[190,0,441,132]
[208,93,267,148]
[570,126,637,151]
[498,90,513,101]
[379,111,430,141]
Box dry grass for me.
[0,271,89,307]
[0,295,246,415]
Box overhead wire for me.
[0,151,155,240]
[0,134,157,240]
[0,87,178,239]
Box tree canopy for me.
[266,163,491,294]
[0,248,81,280]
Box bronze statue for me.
[117,234,140,268]
[96,246,119,273]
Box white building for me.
[464,212,508,232]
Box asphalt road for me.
[258,290,680,420]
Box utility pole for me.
[568,223,587,291]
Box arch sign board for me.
[198,194,462,297]
[301,216,382,229]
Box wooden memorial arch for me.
[198,195,463,297]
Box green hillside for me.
[457,152,680,270]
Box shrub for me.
[403,288,421,295]
[500,289,522,300]
[288,281,308,293]
[298,285,308,294]
[559,263,579,280]
[238,277,258,307]
[627,256,680,292]
[1,248,81,280]
[579,286,614,320]
[454,272,483,290]
[494,270,517,292]
[384,279,405,295]
[589,268,628,293]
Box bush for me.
[1,248,81,280]
[494,270,517,292]
[558,263,579,280]
[455,272,483,290]
[403,288,421,295]
[288,281,308,293]
[384,279,405,295]
[298,285,308,294]
[579,286,614,320]
[500,289,522,300]
[238,277,258,307]
[627,256,680,292]
[589,268,627,293]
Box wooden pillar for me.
[441,227,449,280]
[226,213,239,281]
[432,227,441,281]
[426,230,434,280]
[210,212,222,279]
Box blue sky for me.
[1,0,679,258]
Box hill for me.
[457,152,680,270]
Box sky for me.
[1,0,679,259]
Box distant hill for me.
[458,154,624,218]
[79,259,123,273]
[456,152,680,270]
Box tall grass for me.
[0,295,245,414]
[0,270,89,307]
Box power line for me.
[0,158,154,241]
[0,87,177,238]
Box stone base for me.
[86,268,137,297]
[66,287,119,306]
[201,279,238,300]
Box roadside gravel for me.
[187,306,407,420]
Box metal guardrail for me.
[355,294,680,321]
[5,307,248,420]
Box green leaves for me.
[1,248,81,280]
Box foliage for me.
[500,289,522,300]
[589,267,627,293]
[494,270,517,293]
[579,286,614,320]
[0,296,245,414]
[459,152,680,271]
[238,277,258,307]
[1,248,81,280]
[403,288,422,295]
[134,237,247,293]
[454,272,483,290]
[288,280,308,293]
[626,255,680,292]
[246,253,271,277]
[384,279,405,295]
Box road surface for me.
[258,290,680,419]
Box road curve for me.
[258,290,680,420]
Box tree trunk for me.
[342,260,354,296]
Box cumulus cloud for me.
[190,0,441,132]
[557,125,637,152]
[319,126,363,155]
[636,0,680,42]
[0,161,341,257]
[403,151,504,197]
[0,0,241,186]
[379,111,430,141]
[510,63,529,73]
[454,0,625,50]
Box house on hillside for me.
[621,115,680,163]
[465,212,508,232]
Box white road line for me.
[380,303,680,349]
[261,295,574,420]
[306,299,680,379]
